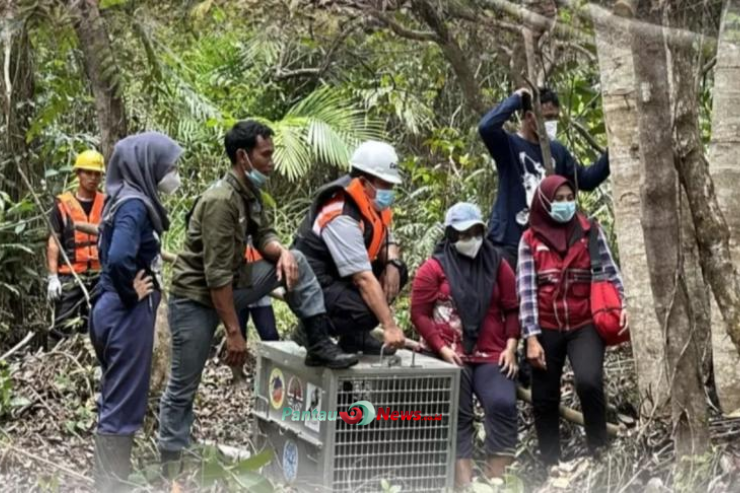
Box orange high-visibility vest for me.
[56,192,105,274]
[312,178,392,261]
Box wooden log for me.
[370,328,622,437]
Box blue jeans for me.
[89,290,162,435]
[158,251,324,453]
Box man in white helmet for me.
[293,140,407,357]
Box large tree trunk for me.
[665,2,714,409]
[665,0,740,415]
[593,16,668,413]
[708,0,740,414]
[0,0,35,201]
[631,0,708,456]
[69,0,127,160]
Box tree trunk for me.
[665,2,714,409]
[409,0,487,116]
[0,0,35,201]
[69,0,127,160]
[708,0,740,414]
[665,0,740,412]
[631,0,708,456]
[593,16,668,413]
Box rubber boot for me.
[291,321,308,347]
[303,315,358,369]
[160,449,183,480]
[339,330,396,356]
[93,433,133,493]
[485,455,514,479]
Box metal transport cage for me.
[252,341,461,492]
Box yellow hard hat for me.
[74,150,105,173]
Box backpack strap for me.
[588,219,606,278]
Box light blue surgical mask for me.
[374,189,395,211]
[549,201,577,223]
[244,153,269,189]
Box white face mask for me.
[455,236,483,258]
[158,170,181,195]
[545,120,558,140]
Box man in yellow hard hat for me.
[46,150,106,342]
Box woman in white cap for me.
[411,202,520,487]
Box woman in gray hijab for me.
[89,132,183,491]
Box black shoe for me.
[303,315,358,369]
[340,331,396,356]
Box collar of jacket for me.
[226,169,261,201]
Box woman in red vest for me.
[411,202,520,487]
[518,175,627,465]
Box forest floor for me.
[0,336,739,493]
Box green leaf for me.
[100,0,128,9]
[10,397,31,408]
[232,470,274,493]
[233,450,273,473]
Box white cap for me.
[350,141,402,185]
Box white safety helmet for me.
[349,141,402,185]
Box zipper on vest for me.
[564,277,571,331]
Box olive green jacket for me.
[170,170,278,307]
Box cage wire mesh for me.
[252,342,460,493]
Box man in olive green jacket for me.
[158,121,357,465]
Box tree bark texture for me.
[707,0,740,414]
[70,0,127,160]
[593,17,668,413]
[631,0,708,456]
[664,1,715,410]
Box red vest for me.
[522,215,593,331]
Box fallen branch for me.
[369,329,622,436]
[0,331,34,361]
[517,386,622,437]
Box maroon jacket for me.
[521,214,593,331]
[411,258,520,364]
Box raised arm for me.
[478,92,524,164]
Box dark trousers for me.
[457,363,518,459]
[322,272,408,336]
[531,325,607,464]
[89,290,162,435]
[51,274,99,342]
[238,305,278,341]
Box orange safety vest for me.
[245,244,263,263]
[56,191,105,274]
[313,178,392,261]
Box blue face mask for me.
[549,201,577,223]
[247,169,269,189]
[374,189,396,211]
[244,153,269,189]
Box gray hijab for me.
[103,132,183,234]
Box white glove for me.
[47,275,62,301]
